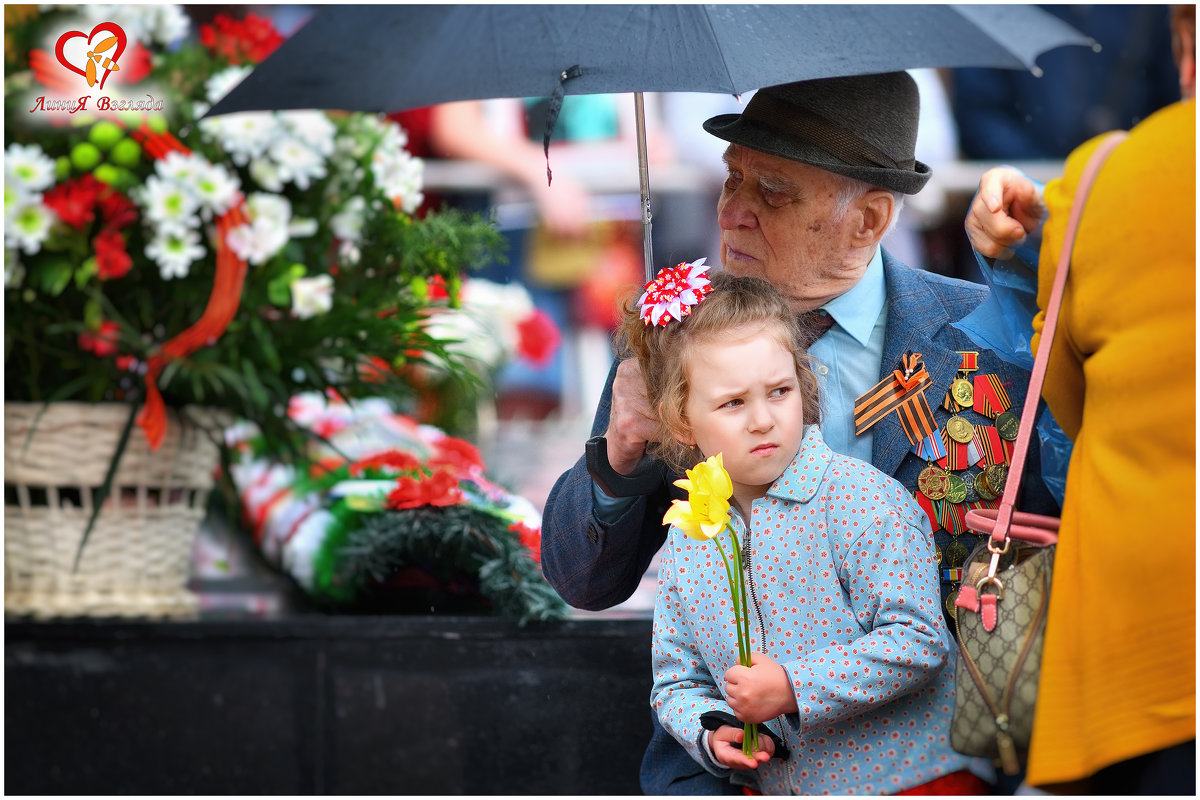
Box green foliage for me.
[314,500,569,625]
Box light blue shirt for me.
[807,247,887,462]
[593,248,888,517]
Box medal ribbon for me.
[972,373,1011,419]
[915,491,939,532]
[854,351,936,443]
[942,428,983,470]
[912,431,948,461]
[973,424,1009,466]
[942,389,963,414]
[934,498,968,534]
[958,351,979,372]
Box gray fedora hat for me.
[703,72,930,195]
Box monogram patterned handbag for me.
[949,131,1127,775]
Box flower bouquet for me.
[663,453,759,757]
[1,5,563,616]
[5,5,506,451]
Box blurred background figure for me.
[952,5,1179,159]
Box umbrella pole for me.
[634,92,653,281]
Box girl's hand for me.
[724,652,798,723]
[709,724,774,770]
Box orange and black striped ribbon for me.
[972,373,1011,419]
[854,352,937,444]
[973,424,1009,466]
[934,498,968,534]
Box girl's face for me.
[680,323,805,513]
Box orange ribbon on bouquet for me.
[127,122,249,450]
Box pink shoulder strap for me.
[987,131,1129,544]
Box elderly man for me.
[541,72,1056,795]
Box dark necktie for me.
[797,310,836,351]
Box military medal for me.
[946,537,971,568]
[984,463,1008,496]
[973,373,1012,419]
[918,464,950,500]
[945,473,968,504]
[945,415,974,443]
[974,467,999,501]
[962,471,980,503]
[995,410,1020,441]
[950,377,974,408]
[935,544,944,565]
[945,589,959,623]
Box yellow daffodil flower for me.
[662,453,732,540]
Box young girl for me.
[623,260,986,795]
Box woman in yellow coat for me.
[964,6,1195,791]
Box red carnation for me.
[77,320,121,358]
[200,12,284,65]
[351,450,422,477]
[385,469,464,510]
[42,175,103,231]
[428,436,484,475]
[97,188,138,231]
[93,229,133,281]
[516,308,561,367]
[509,521,543,564]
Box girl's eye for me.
[720,398,743,409]
[770,386,792,399]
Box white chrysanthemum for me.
[5,143,57,192]
[225,192,292,265]
[337,239,361,266]
[191,161,241,217]
[330,195,366,241]
[199,111,276,167]
[290,274,334,319]
[5,182,34,227]
[226,221,282,266]
[288,217,318,238]
[371,151,424,214]
[204,65,254,105]
[269,136,328,191]
[5,201,55,255]
[137,174,200,230]
[145,227,205,280]
[459,278,537,355]
[248,156,284,192]
[246,192,292,227]
[278,111,337,157]
[148,4,190,45]
[155,150,207,185]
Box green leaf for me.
[32,258,74,296]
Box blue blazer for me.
[540,254,1057,794]
[542,253,1057,612]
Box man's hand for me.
[964,166,1046,259]
[709,724,774,770]
[602,358,659,476]
[724,652,797,724]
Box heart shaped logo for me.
[55,22,127,92]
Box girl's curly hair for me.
[615,269,821,474]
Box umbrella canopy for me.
[205,4,1093,276]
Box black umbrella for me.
[206,4,1093,277]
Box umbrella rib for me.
[700,5,739,90]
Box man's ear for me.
[852,190,895,247]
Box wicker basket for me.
[4,402,225,619]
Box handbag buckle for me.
[975,574,1004,600]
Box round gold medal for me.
[946,538,971,568]
[935,544,944,565]
[917,464,950,500]
[946,590,959,623]
[945,474,968,504]
[974,469,998,501]
[946,415,974,443]
[950,377,974,407]
[985,463,1008,495]
[995,411,1020,441]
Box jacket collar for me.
[768,425,833,505]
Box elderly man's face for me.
[717,144,872,313]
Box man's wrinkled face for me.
[717,144,866,312]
